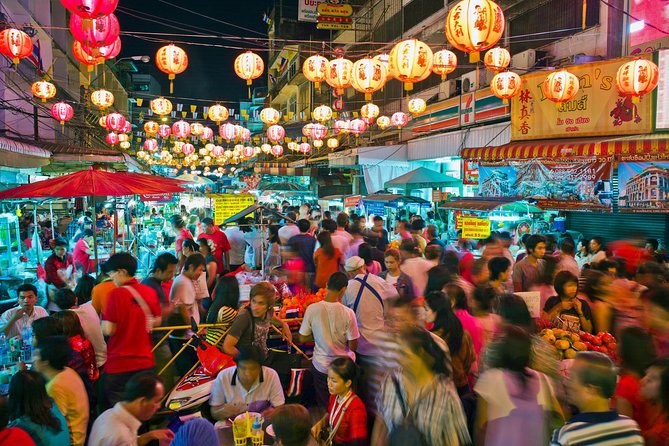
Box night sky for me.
[117,0,274,104]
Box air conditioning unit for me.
[461,71,478,93]
[439,79,459,99]
[512,49,537,70]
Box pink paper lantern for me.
[182,143,195,155]
[82,36,121,59]
[60,0,119,19]
[69,13,119,48]
[211,145,224,157]
[267,125,286,142]
[106,132,119,145]
[298,142,311,154]
[334,120,349,134]
[172,120,191,139]
[219,123,239,141]
[349,118,367,135]
[105,112,126,132]
[50,102,74,124]
[239,127,251,142]
[157,124,171,138]
[242,146,255,158]
[143,138,158,152]
[201,126,214,141]
[271,145,284,156]
[122,120,131,134]
[310,123,327,140]
[390,112,409,128]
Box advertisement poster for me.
[629,0,669,49]
[461,217,491,239]
[478,159,613,209]
[297,0,323,22]
[463,160,480,185]
[619,161,669,211]
[511,55,654,141]
[212,194,255,225]
[657,50,669,130]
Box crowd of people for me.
[1,202,669,446]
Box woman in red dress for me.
[312,357,368,446]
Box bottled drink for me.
[251,417,262,437]
[21,325,32,362]
[0,334,7,365]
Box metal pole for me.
[92,196,99,275]
[260,207,265,279]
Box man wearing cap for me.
[342,256,398,359]
[100,252,162,412]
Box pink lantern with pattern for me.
[69,13,120,48]
[211,145,224,157]
[50,102,74,125]
[157,124,171,138]
[391,112,409,128]
[143,138,158,152]
[219,123,239,141]
[298,142,311,154]
[182,143,195,155]
[172,120,191,139]
[349,119,367,135]
[201,126,214,141]
[267,125,286,143]
[271,145,284,156]
[106,132,119,145]
[60,0,119,19]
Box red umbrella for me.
[0,167,187,199]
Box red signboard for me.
[463,160,479,185]
[344,195,362,207]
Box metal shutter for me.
[566,212,669,246]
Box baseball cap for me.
[344,256,365,272]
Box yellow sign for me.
[316,22,353,30]
[511,55,654,141]
[461,217,491,240]
[212,194,255,225]
[317,3,353,16]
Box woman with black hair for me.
[589,236,607,265]
[472,285,502,345]
[314,231,342,290]
[425,291,475,395]
[640,357,669,445]
[170,214,194,271]
[580,269,613,334]
[424,265,452,295]
[488,256,511,295]
[264,224,282,274]
[373,327,471,446]
[543,270,593,333]
[312,357,368,446]
[198,239,218,293]
[358,242,381,276]
[205,276,240,348]
[475,326,562,446]
[614,326,658,437]
[8,370,70,446]
[575,238,590,269]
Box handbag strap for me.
[326,394,357,445]
[392,375,410,420]
[123,285,153,333]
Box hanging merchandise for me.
[388,39,434,91]
[334,120,349,134]
[219,123,240,141]
[310,123,328,140]
[445,0,505,62]
[271,145,284,156]
[155,44,188,93]
[298,142,311,154]
[0,28,33,64]
[327,138,339,149]
[190,122,204,136]
[201,127,214,141]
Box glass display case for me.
[0,213,21,275]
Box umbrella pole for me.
[33,203,41,264]
[113,205,118,255]
[92,196,99,276]
[260,207,265,280]
[49,202,55,240]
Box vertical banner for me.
[463,160,480,185]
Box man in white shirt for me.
[89,372,174,446]
[224,224,248,270]
[299,272,359,409]
[277,211,300,246]
[210,347,285,420]
[169,253,206,375]
[0,284,47,338]
[342,256,398,358]
[399,238,434,297]
[557,239,581,277]
[241,221,263,269]
[331,212,353,266]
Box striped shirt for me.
[205,306,237,347]
[550,411,644,446]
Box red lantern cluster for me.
[60,0,118,19]
[105,112,126,132]
[0,28,33,64]
[69,13,120,49]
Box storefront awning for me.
[0,137,51,168]
[460,135,669,161]
[253,162,313,176]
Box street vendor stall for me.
[384,166,462,197]
[362,193,432,221]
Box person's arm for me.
[348,338,358,352]
[267,370,286,407]
[101,320,116,336]
[589,300,611,334]
[222,334,240,358]
[616,397,634,418]
[298,307,313,344]
[1,309,23,336]
[370,415,389,446]
[206,262,217,289]
[311,414,328,443]
[271,314,292,343]
[211,401,249,420]
[138,430,174,446]
[574,299,593,333]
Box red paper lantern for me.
[298,143,311,154]
[349,119,367,135]
[271,145,284,156]
[82,36,121,59]
[172,120,191,139]
[219,123,239,141]
[267,125,286,143]
[302,123,314,138]
[391,112,409,128]
[60,0,118,19]
[50,102,74,124]
[156,44,188,93]
[122,121,131,134]
[144,121,158,135]
[239,127,251,142]
[106,132,119,145]
[32,80,56,102]
[157,124,171,138]
[182,143,195,155]
[490,71,521,103]
[69,13,120,48]
[334,120,349,134]
[201,127,214,141]
[616,58,659,103]
[143,138,158,152]
[242,146,255,158]
[542,70,580,103]
[105,112,126,132]
[445,0,505,62]
[72,41,101,71]
[0,28,33,64]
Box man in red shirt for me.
[100,252,162,411]
[198,217,231,272]
[45,238,75,289]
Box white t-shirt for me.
[88,402,141,446]
[400,257,434,297]
[385,273,399,286]
[342,273,399,356]
[224,227,247,265]
[278,224,300,246]
[170,274,199,324]
[73,302,107,367]
[210,365,285,408]
[299,301,360,373]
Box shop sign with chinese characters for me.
[511,55,654,140]
[461,217,491,239]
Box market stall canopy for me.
[222,203,295,225]
[175,173,216,186]
[364,193,430,204]
[440,198,541,212]
[0,167,187,199]
[259,181,309,193]
[384,167,461,190]
[0,136,51,168]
